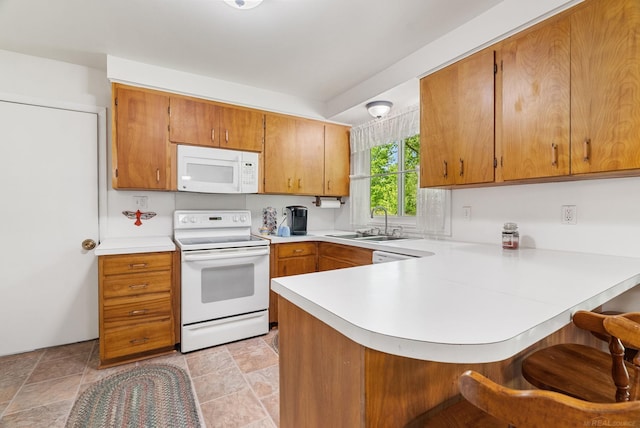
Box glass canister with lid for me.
[502,222,519,249]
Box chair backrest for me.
[604,315,640,401]
[459,370,640,428]
[573,310,640,402]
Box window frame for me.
[368,135,420,228]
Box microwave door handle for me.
[183,247,269,262]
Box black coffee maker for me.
[286,205,308,235]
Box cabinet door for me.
[219,106,264,152]
[420,64,457,187]
[456,49,495,185]
[264,114,295,193]
[169,97,218,147]
[324,124,350,196]
[571,0,640,174]
[264,114,325,195]
[114,86,170,189]
[276,256,317,277]
[501,18,570,180]
[295,120,325,195]
[420,49,495,187]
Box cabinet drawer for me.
[103,294,172,328]
[102,318,174,360]
[319,242,373,266]
[277,242,317,258]
[101,252,172,276]
[102,271,171,298]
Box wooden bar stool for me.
[521,310,640,403]
[405,370,640,428]
[604,315,640,400]
[456,370,640,427]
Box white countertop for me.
[95,236,175,256]
[271,235,640,363]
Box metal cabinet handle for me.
[551,143,558,166]
[287,178,292,188]
[459,158,464,177]
[443,160,448,178]
[128,283,149,289]
[129,337,149,345]
[129,263,148,269]
[225,129,229,144]
[129,309,149,316]
[327,180,331,191]
[583,138,590,162]
[211,129,215,143]
[293,249,303,253]
[156,168,160,182]
[298,178,302,188]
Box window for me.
[370,134,420,219]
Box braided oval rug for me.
[66,364,201,428]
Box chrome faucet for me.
[370,206,388,236]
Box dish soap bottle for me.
[502,222,519,250]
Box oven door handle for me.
[183,247,269,262]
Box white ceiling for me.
[0,0,503,125]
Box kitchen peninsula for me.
[271,238,640,427]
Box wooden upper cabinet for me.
[169,97,218,147]
[113,85,171,190]
[169,97,264,153]
[500,16,570,180]
[219,106,264,152]
[324,124,350,196]
[264,114,324,195]
[571,0,640,174]
[420,49,495,187]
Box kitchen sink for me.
[326,233,408,241]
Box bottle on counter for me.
[502,222,519,250]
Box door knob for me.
[82,239,96,250]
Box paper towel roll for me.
[318,199,341,209]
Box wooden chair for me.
[405,369,640,428]
[521,310,640,403]
[604,315,640,401]
[456,370,640,428]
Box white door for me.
[0,100,99,356]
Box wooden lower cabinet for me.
[318,242,372,271]
[269,242,318,325]
[270,241,375,325]
[278,297,602,427]
[98,251,176,368]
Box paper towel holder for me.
[312,196,345,207]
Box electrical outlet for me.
[133,196,148,210]
[462,206,472,221]
[561,205,577,225]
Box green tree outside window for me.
[370,134,420,217]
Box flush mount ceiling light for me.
[224,0,263,10]
[366,101,393,119]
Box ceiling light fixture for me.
[366,101,393,119]
[224,0,263,10]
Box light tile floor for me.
[0,329,279,428]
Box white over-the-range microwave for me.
[177,145,259,194]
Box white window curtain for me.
[349,105,451,236]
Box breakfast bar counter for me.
[271,240,640,427]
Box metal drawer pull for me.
[128,283,149,289]
[459,158,464,176]
[293,249,303,253]
[443,160,448,178]
[129,263,148,269]
[129,309,149,316]
[551,143,558,166]
[130,337,149,345]
[583,138,590,161]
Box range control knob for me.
[240,215,248,222]
[232,215,239,222]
